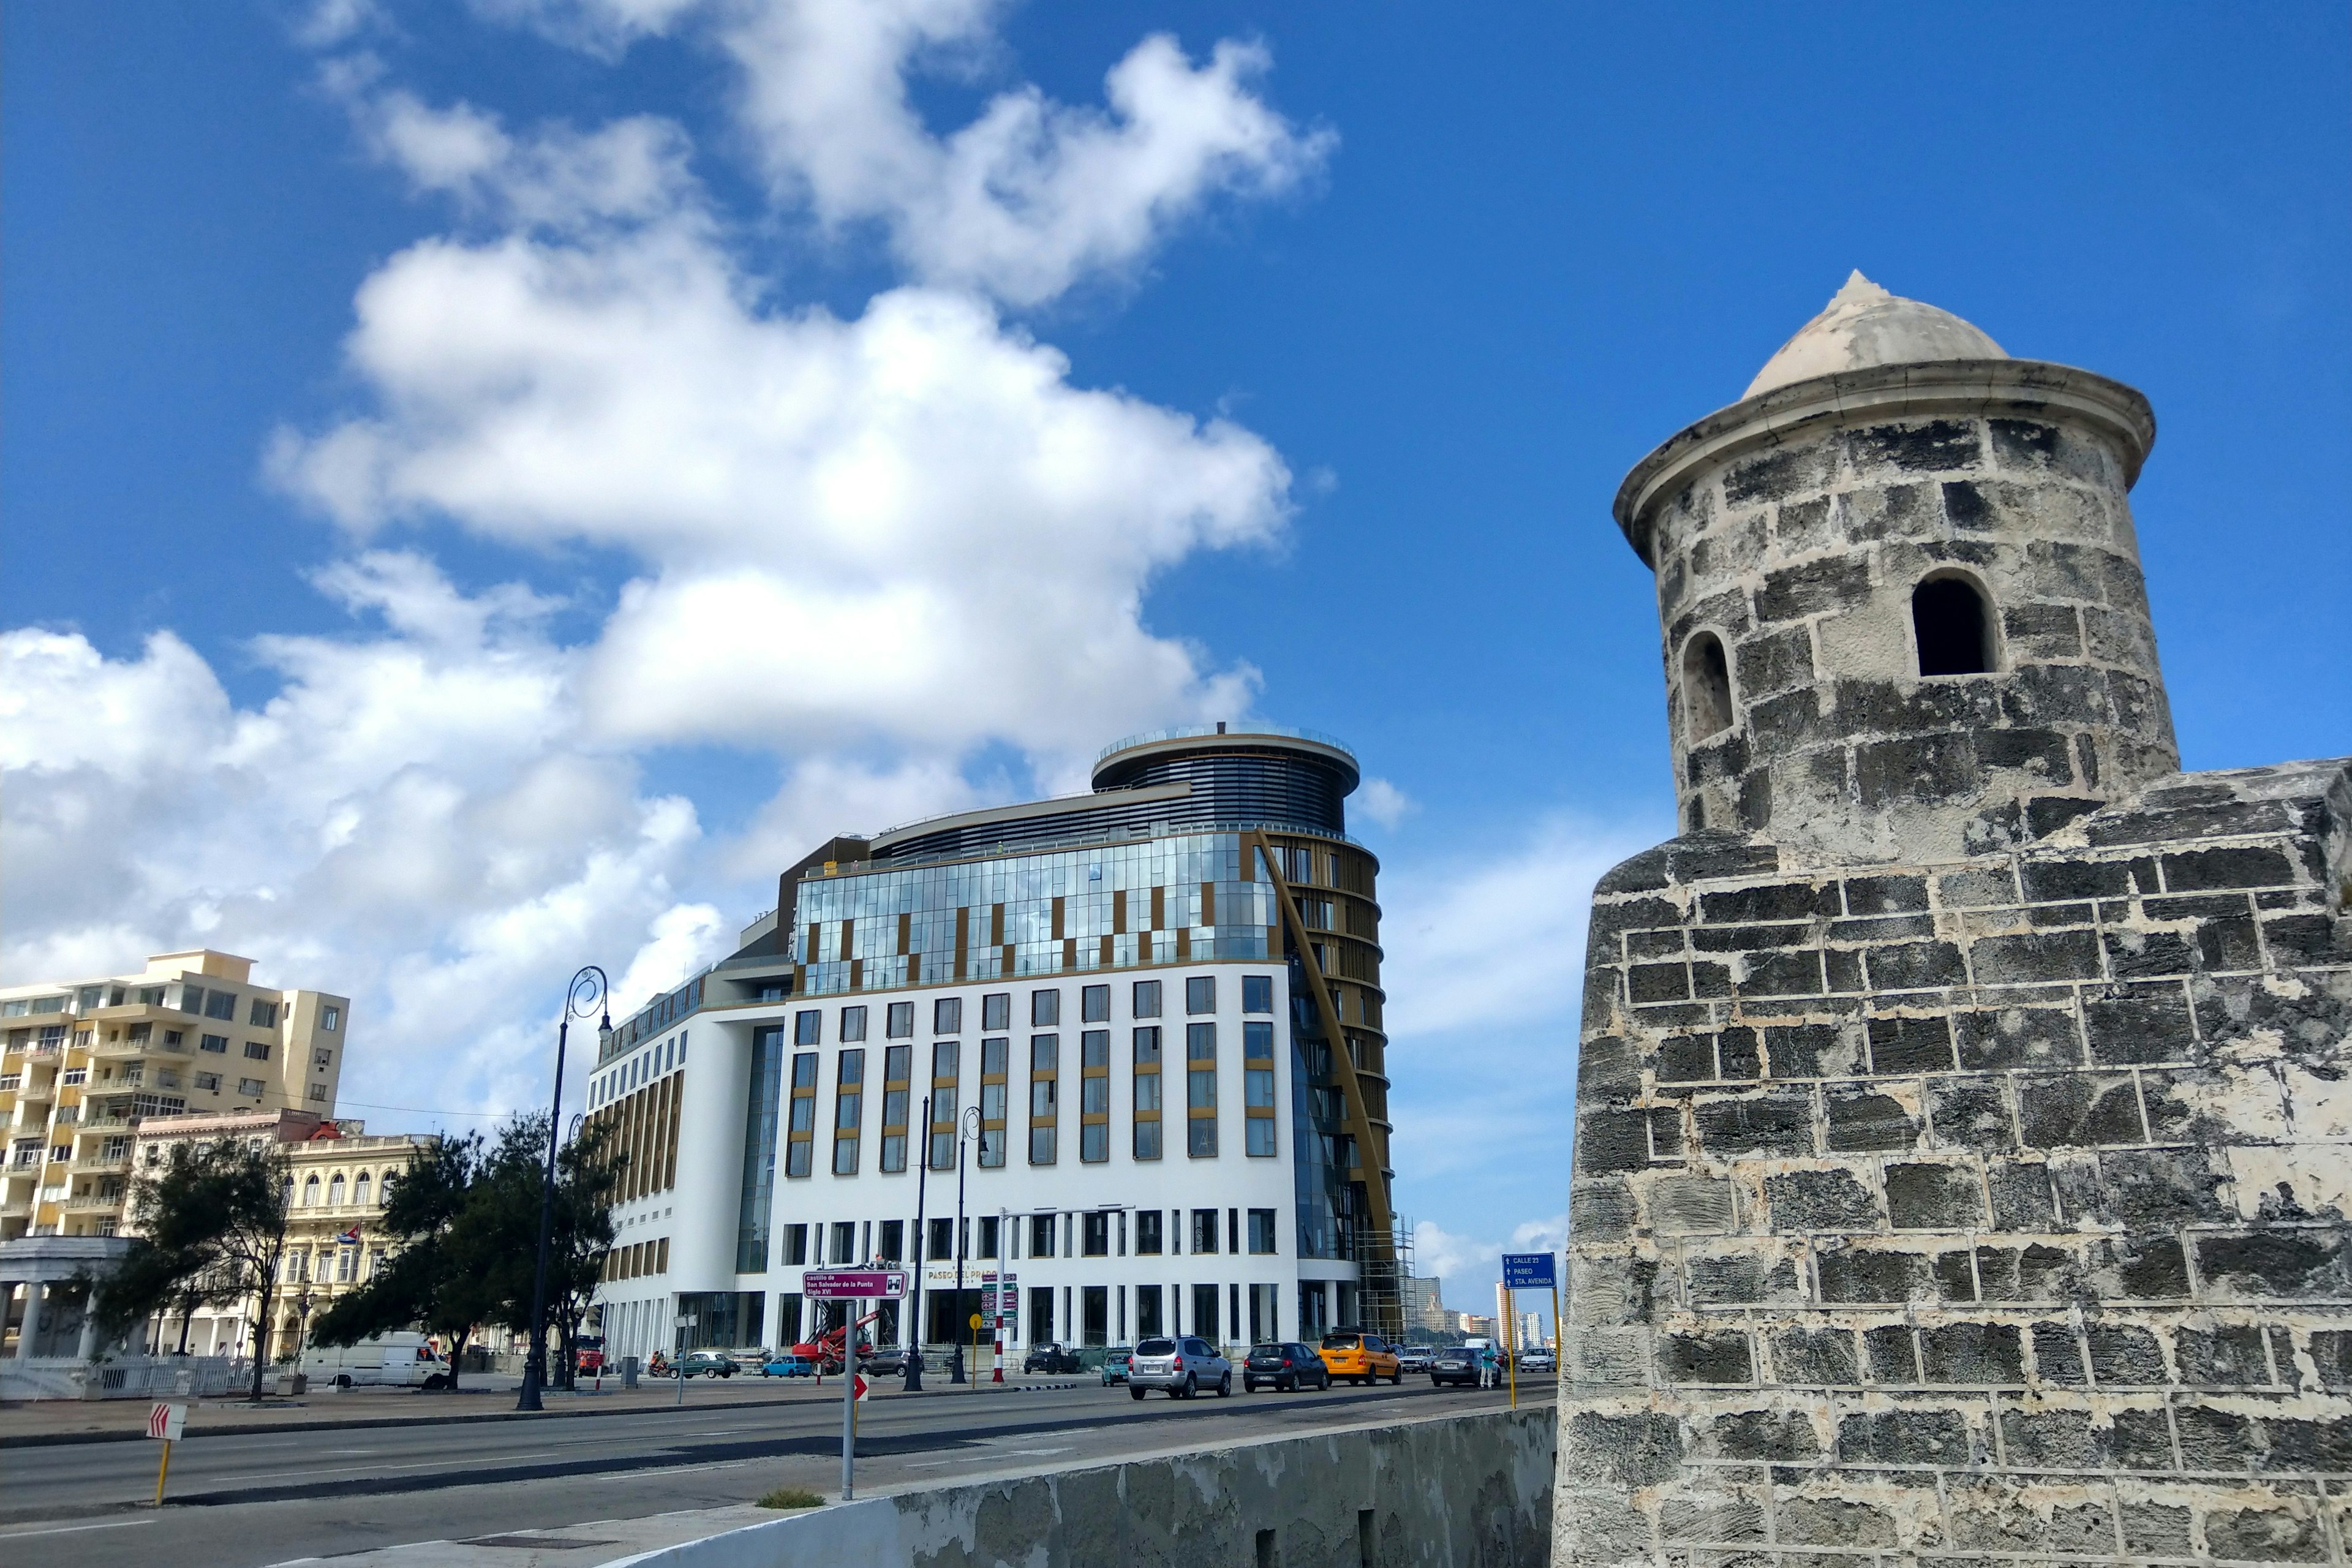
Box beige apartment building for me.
[1,950,350,1242]
[127,1109,435,1358]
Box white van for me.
[301,1332,451,1389]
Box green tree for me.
[309,1132,503,1390]
[471,1114,622,1391]
[88,1137,293,1400]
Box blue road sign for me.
[1501,1252,1556,1290]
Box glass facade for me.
[1287,954,1351,1260]
[735,1024,784,1271]
[794,834,1280,993]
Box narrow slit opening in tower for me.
[1913,577,1994,676]
[1681,633,1733,740]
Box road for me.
[4,1376,1553,1568]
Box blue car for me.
[761,1352,816,1378]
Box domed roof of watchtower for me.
[1612,274,2176,864]
[1744,271,2008,398]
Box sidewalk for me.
[0,1370,1089,1447]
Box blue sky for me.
[6,1,2346,1313]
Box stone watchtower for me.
[1556,276,2352,1566]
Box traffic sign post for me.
[1499,1254,1560,1412]
[148,1402,187,1504]
[805,1268,908,1501]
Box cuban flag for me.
[336,1226,363,1246]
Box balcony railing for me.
[64,1191,125,1211]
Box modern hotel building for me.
[586,726,1401,1360]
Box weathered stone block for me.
[1885,1163,1986,1229]
[1692,1091,1814,1156]
[2030,1322,2086,1384]
[2196,1230,2351,1298]
[2016,1073,2144,1147]
[1766,1168,1879,1233]
[1819,1248,1931,1304]
[1867,1015,1956,1073]
[2173,1324,2273,1387]
[1835,1408,1974,1466]
[2084,1323,2167,1385]
[1660,1332,1754,1385]
[1770,1329,1858,1387]
[1825,1086,1917,1152]
[2203,1506,2328,1564]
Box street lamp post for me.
[518,965,609,1413]
[949,1105,979,1384]
[903,1093,931,1392]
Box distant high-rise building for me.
[584,725,1405,1362]
[1,950,349,1242]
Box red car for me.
[576,1340,606,1374]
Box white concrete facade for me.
[589,961,1359,1359]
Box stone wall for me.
[1555,758,2352,1564]
[612,1404,1555,1568]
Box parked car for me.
[731,1348,772,1374]
[1316,1331,1402,1386]
[1518,1348,1557,1373]
[1428,1346,1482,1387]
[1126,1335,1231,1399]
[861,1346,908,1376]
[680,1349,737,1378]
[1023,1343,1084,1374]
[1242,1342,1331,1393]
[1099,1346,1134,1385]
[1395,1344,1436,1374]
[761,1352,816,1378]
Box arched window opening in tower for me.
[1681,632,1734,740]
[1913,576,1994,676]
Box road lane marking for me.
[0,1518,157,1540]
[202,1450,562,1485]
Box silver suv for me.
[1125,1335,1231,1399]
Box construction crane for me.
[793,1305,884,1375]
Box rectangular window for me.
[1135,1283,1163,1338]
[878,1219,904,1261]
[881,1043,911,1172]
[1185,976,1215,1015]
[195,1072,222,1091]
[933,997,961,1035]
[244,1041,271,1060]
[1082,1212,1109,1257]
[1186,1020,1216,1156]
[1081,984,1109,1023]
[199,1035,227,1054]
[931,1217,956,1260]
[1244,1017,1276,1156]
[782,1224,809,1266]
[840,1005,868,1042]
[205,991,238,1020]
[1192,1208,1219,1254]
[307,1084,328,1102]
[1136,1208,1163,1254]
[321,1005,341,1031]
[833,1047,864,1175]
[794,1010,821,1046]
[929,1041,960,1170]
[979,1036,1008,1167]
[1191,1283,1219,1343]
[982,993,1010,1030]
[1132,979,1161,1019]
[1030,1213,1055,1257]
[314,1047,334,1068]
[787,1051,818,1177]
[1132,1025,1161,1160]
[249,998,280,1027]
[1249,1208,1277,1254]
[888,1001,914,1038]
[237,1077,263,1096]
[1031,990,1060,1027]
[1027,1033,1058,1165]
[830,1221,855,1265]
[1243,974,1273,1014]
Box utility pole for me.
[519,965,608,1413]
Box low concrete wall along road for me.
[611,1404,1555,1567]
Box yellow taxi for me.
[1316,1330,1403,1385]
